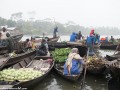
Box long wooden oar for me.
[80,48,89,90]
[114,44,119,55]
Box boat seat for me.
[12,63,21,69]
[19,60,27,68]
[25,59,31,64]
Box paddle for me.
[80,48,89,90]
[114,44,119,55]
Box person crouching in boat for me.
[36,39,49,56]
[6,33,14,53]
[64,48,85,75]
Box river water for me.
[21,35,118,90]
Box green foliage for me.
[0,16,120,35]
[52,48,71,63]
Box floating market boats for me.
[0,50,35,70]
[0,56,54,89]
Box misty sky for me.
[0,0,120,28]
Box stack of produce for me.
[52,48,71,62]
[87,56,105,70]
[0,68,43,82]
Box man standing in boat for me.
[86,29,95,56]
[0,27,8,46]
[53,26,58,38]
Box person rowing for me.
[53,26,58,38]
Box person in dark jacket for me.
[6,33,14,53]
[76,31,82,40]
[70,32,77,42]
[36,39,48,56]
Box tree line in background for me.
[0,12,120,36]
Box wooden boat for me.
[54,62,83,81]
[0,56,54,89]
[34,36,59,43]
[87,65,106,75]
[86,56,106,75]
[48,42,73,51]
[100,43,117,50]
[12,34,23,42]
[66,41,84,46]
[0,50,36,70]
[104,59,120,90]
[48,36,60,43]
[0,46,8,55]
[48,42,71,49]
[108,76,120,90]
[106,54,119,61]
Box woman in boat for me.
[64,48,84,75]
[36,39,48,56]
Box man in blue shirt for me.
[70,32,77,42]
[86,35,95,56]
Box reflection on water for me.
[98,49,114,57]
